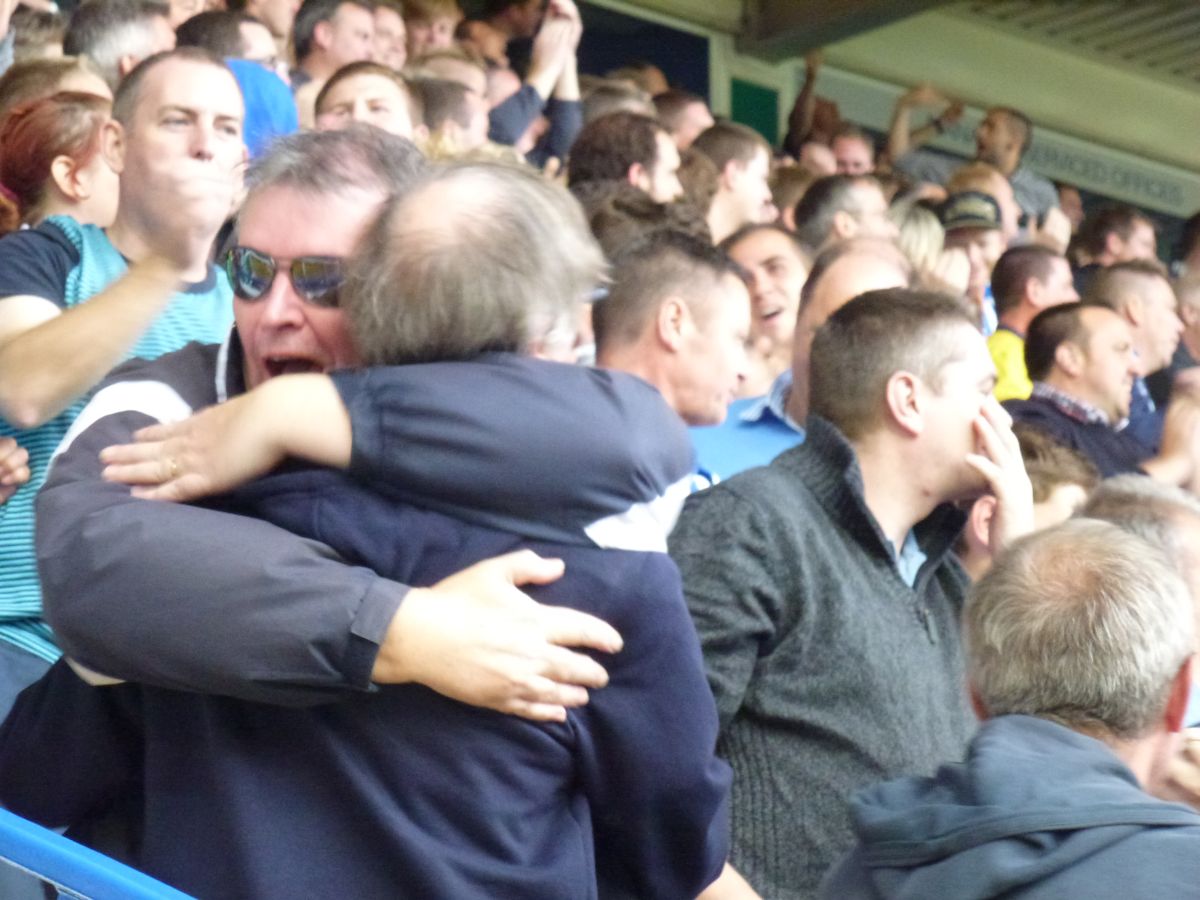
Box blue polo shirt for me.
[690,370,805,483]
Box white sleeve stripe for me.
[66,657,126,686]
[582,475,694,552]
[50,380,195,465]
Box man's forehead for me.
[827,251,906,289]
[240,184,380,247]
[1081,306,1128,338]
[747,147,770,174]
[730,230,801,264]
[329,74,403,102]
[333,1,372,21]
[655,132,680,166]
[851,181,886,209]
[138,59,244,116]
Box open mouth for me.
[264,356,325,378]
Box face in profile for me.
[729,148,775,226]
[637,131,682,204]
[675,273,751,426]
[1076,307,1138,423]
[918,323,999,499]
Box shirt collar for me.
[739,369,805,434]
[893,529,927,588]
[1032,381,1116,427]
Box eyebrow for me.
[159,105,244,122]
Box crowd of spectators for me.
[0,0,1199,897]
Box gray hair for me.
[966,518,1194,740]
[244,124,427,202]
[1080,474,1200,563]
[64,0,169,90]
[344,161,605,365]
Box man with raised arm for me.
[672,289,1034,898]
[0,48,243,716]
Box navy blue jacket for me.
[821,716,1200,899]
[3,471,731,898]
[1004,395,1151,478]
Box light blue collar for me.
[894,529,927,588]
[739,369,805,434]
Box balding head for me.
[967,518,1193,745]
[1081,475,1200,626]
[344,162,604,366]
[785,238,914,422]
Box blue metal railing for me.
[0,808,192,900]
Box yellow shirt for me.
[989,328,1032,402]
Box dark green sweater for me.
[669,417,975,899]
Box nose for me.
[190,120,215,161]
[744,269,765,301]
[351,98,371,122]
[258,270,306,329]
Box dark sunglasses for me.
[225,246,345,308]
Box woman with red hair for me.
[0,91,119,235]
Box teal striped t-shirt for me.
[0,216,233,662]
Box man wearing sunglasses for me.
[0,47,245,720]
[15,134,726,898]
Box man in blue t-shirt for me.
[0,47,244,712]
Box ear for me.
[1104,231,1123,259]
[830,208,856,240]
[1181,304,1200,328]
[48,155,82,201]
[1164,655,1193,734]
[117,54,138,80]
[1025,275,1045,309]
[969,683,989,722]
[1124,293,1145,328]
[884,370,923,436]
[100,119,125,175]
[719,159,741,191]
[1054,340,1084,378]
[967,494,998,559]
[313,20,334,51]
[655,296,688,352]
[627,161,650,194]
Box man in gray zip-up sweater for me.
[671,289,1034,899]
